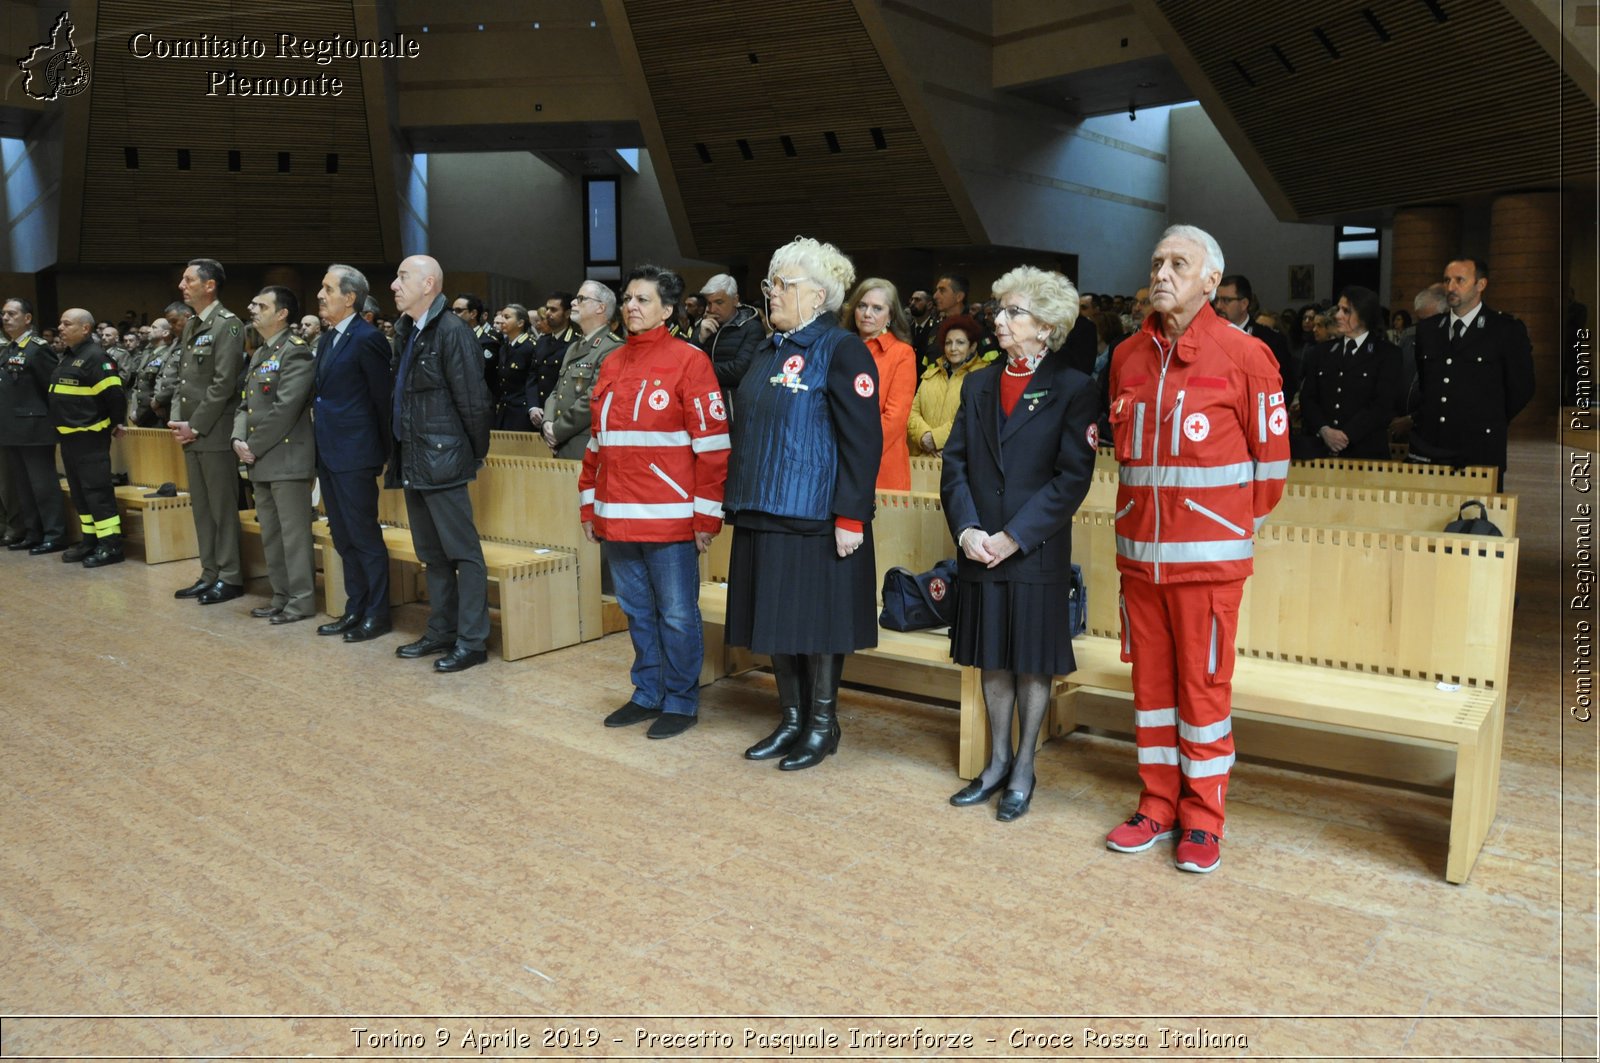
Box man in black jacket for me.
[692,274,764,393]
[1215,274,1296,398]
[48,308,126,567]
[390,255,494,673]
[0,298,68,552]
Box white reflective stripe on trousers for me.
[1135,707,1177,728]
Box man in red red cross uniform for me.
[1104,225,1289,873]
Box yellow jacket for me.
[906,354,986,452]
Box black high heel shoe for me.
[996,774,1036,822]
[949,770,1011,807]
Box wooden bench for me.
[965,507,1517,884]
[700,483,1518,883]
[58,427,198,564]
[311,457,581,660]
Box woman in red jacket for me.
[579,265,729,739]
[842,277,916,490]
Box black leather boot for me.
[82,534,125,568]
[779,653,843,771]
[745,653,806,760]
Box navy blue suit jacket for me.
[941,350,1099,585]
[314,316,394,473]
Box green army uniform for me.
[106,344,133,394]
[232,328,317,619]
[174,301,246,588]
[542,328,622,460]
[152,341,182,421]
[130,341,172,426]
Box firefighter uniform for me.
[1107,307,1288,837]
[48,338,125,565]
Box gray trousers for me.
[184,447,242,584]
[404,484,489,651]
[254,477,315,617]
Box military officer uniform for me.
[0,330,68,550]
[105,343,133,393]
[542,327,622,460]
[1407,304,1534,488]
[473,321,501,374]
[152,343,182,421]
[131,340,172,426]
[47,337,125,565]
[173,301,246,598]
[1295,332,1403,460]
[232,328,317,621]
[489,331,537,430]
[526,322,577,414]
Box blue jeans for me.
[605,539,703,716]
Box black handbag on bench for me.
[879,558,959,631]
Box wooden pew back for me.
[1072,506,1516,693]
[114,427,189,490]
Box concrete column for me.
[1490,191,1562,424]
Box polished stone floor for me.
[0,434,1593,1060]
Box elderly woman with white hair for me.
[942,266,1099,821]
[723,237,883,771]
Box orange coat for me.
[867,332,916,490]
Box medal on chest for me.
[771,353,809,392]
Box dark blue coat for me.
[313,315,394,473]
[941,349,1098,585]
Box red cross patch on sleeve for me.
[854,373,874,398]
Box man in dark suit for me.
[313,264,396,643]
[1408,257,1534,489]
[1215,274,1295,398]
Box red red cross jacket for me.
[1107,308,1289,584]
[579,325,729,542]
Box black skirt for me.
[725,525,879,655]
[949,578,1077,676]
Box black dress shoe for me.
[197,582,244,605]
[174,577,211,598]
[250,605,283,618]
[396,635,453,658]
[28,539,65,555]
[343,617,391,642]
[7,538,38,552]
[949,771,1012,807]
[317,613,360,636]
[434,647,487,673]
[62,541,95,563]
[996,775,1037,823]
[269,611,313,625]
[81,541,125,568]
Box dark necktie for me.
[1344,339,1356,358]
[1451,319,1464,345]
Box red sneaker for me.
[1105,812,1175,853]
[1174,829,1221,873]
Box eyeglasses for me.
[760,275,811,297]
[451,306,471,315]
[994,306,1034,320]
[572,294,606,307]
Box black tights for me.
[976,669,1052,793]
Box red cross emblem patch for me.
[854,373,875,398]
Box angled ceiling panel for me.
[1146,0,1596,219]
[611,0,979,258]
[75,0,388,265]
